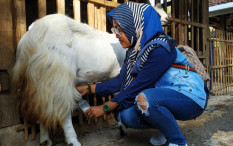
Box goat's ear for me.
[148,0,155,7]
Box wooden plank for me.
[14,0,26,45]
[171,0,175,38]
[202,0,210,67]
[73,0,81,22]
[178,0,183,45]
[97,6,102,30]
[87,2,95,27]
[191,0,194,48]
[0,0,21,128]
[93,94,98,123]
[38,0,46,18]
[163,0,167,34]
[102,97,106,120]
[196,0,200,55]
[56,0,65,14]
[94,5,98,29]
[100,6,106,31]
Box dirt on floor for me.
[1,94,233,146]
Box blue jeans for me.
[118,88,208,145]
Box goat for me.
[12,3,168,146]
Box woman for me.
[76,2,208,146]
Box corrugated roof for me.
[209,0,233,6]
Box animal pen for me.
[2,0,232,143]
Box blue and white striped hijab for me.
[108,2,165,89]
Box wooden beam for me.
[38,0,46,18]
[168,17,206,28]
[81,0,120,8]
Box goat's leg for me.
[63,113,81,146]
[40,124,52,146]
[118,121,127,136]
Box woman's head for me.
[108,2,164,50]
[111,19,131,48]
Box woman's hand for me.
[76,85,89,96]
[84,105,105,121]
[76,84,96,96]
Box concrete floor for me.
[1,94,233,146]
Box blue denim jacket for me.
[155,48,207,109]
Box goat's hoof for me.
[120,125,127,136]
[40,140,53,146]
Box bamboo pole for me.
[56,0,65,14]
[38,0,46,18]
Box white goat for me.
[13,3,168,146]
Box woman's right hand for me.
[76,84,96,96]
[76,85,89,96]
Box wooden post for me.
[38,0,46,18]
[171,0,175,39]
[100,7,106,32]
[56,0,65,14]
[163,0,167,34]
[97,6,101,30]
[73,0,81,22]
[102,97,106,120]
[202,0,210,66]
[178,0,183,45]
[94,5,98,29]
[191,0,194,48]
[196,0,200,55]
[87,3,95,28]
[183,0,187,45]
[93,94,98,123]
[14,0,26,45]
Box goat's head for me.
[148,0,169,26]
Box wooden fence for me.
[209,29,233,96]
[162,0,209,67]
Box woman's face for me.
[112,19,131,49]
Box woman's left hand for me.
[84,105,105,121]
